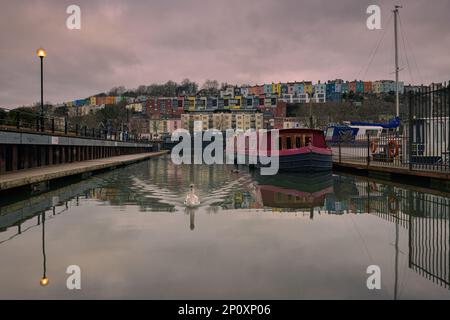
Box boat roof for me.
[277,128,324,135]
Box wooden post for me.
[0,145,6,174]
[48,146,53,165]
[61,146,66,163]
[23,147,30,169]
[40,146,46,166]
[31,146,38,168]
[12,145,18,171]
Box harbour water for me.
[0,154,449,299]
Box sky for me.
[1,0,449,108]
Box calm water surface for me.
[0,155,449,299]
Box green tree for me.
[9,107,38,127]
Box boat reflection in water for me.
[0,157,449,298]
[250,172,333,213]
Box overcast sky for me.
[1,0,449,108]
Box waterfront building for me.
[313,92,326,103]
[282,117,305,129]
[181,112,263,132]
[326,82,336,98]
[356,81,364,94]
[313,81,326,97]
[73,99,87,107]
[341,82,349,94]
[280,94,294,104]
[281,83,289,95]
[372,81,382,94]
[287,82,296,95]
[303,81,313,95]
[212,113,233,131]
[363,81,373,94]
[297,93,310,104]
[126,103,143,113]
[115,96,124,104]
[149,118,181,139]
[79,104,105,116]
[294,82,305,96]
[247,86,258,96]
[348,81,357,93]
[404,85,422,94]
[264,84,272,95]
[235,113,264,131]
[220,86,235,98]
[272,83,281,96]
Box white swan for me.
[184,184,200,207]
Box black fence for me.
[331,82,450,173]
[0,112,148,143]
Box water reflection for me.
[0,155,449,298]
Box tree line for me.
[106,79,229,98]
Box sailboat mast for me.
[394,5,402,118]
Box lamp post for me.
[36,48,46,132]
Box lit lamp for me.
[36,48,46,132]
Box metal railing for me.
[331,82,450,174]
[0,113,150,143]
[331,132,449,173]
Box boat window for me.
[305,136,312,146]
[296,136,302,148]
[278,137,283,150]
[286,137,292,149]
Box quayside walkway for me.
[0,151,168,191]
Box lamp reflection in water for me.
[39,212,49,287]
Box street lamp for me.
[36,48,46,132]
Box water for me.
[0,154,449,299]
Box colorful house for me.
[313,82,326,95]
[363,81,373,94]
[303,81,313,95]
[287,83,296,95]
[356,81,364,94]
[348,81,357,93]
[341,82,349,94]
[271,83,281,96]
[294,83,305,96]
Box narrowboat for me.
[230,128,332,172]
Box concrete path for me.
[0,151,168,191]
[333,160,450,181]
